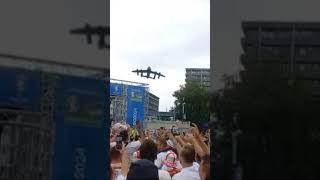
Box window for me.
[296,47,316,57]
[246,46,257,56]
[261,46,290,58]
[298,48,307,57]
[261,30,291,41]
[246,30,258,40]
[261,31,274,40]
[283,64,289,72]
[299,64,306,72]
[313,64,320,71]
[296,30,320,42]
[296,30,314,39]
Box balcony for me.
[241,37,258,48]
[295,31,320,45]
[242,46,258,56]
[240,54,289,65]
[295,38,320,46]
[260,30,292,46]
[295,47,320,61]
[295,57,320,63]
[310,85,320,96]
[301,72,320,79]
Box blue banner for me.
[0,67,41,111]
[110,83,123,96]
[126,85,145,126]
[53,75,108,180]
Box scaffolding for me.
[110,94,127,122]
[110,79,149,123]
[0,53,107,180]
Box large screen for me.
[53,75,108,180]
[126,85,145,127]
[0,67,41,111]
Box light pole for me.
[182,97,186,120]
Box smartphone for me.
[115,136,122,150]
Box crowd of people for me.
[109,121,210,180]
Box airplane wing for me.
[156,72,165,77]
[70,28,86,34]
[96,26,110,35]
[149,70,157,74]
[132,69,146,73]
[70,24,91,34]
[70,24,93,44]
[140,70,148,73]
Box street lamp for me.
[182,97,186,120]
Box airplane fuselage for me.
[132,67,165,79]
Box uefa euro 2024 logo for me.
[131,91,142,102]
[115,85,119,92]
[66,95,78,113]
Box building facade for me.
[158,111,175,121]
[185,68,211,89]
[144,92,160,120]
[241,21,320,98]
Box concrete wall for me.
[143,120,190,129]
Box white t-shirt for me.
[155,152,167,168]
[158,170,172,180]
[115,174,126,180]
[126,140,141,157]
[172,163,200,180]
[193,162,200,170]
[114,168,126,180]
[114,169,171,180]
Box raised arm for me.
[121,143,130,176]
[191,123,209,156]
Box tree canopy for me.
[172,81,210,125]
[211,62,320,179]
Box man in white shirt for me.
[139,139,171,180]
[172,144,200,180]
[121,139,171,180]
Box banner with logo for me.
[53,75,108,180]
[126,85,145,127]
[110,83,123,96]
[0,67,41,111]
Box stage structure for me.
[110,79,149,126]
[0,53,108,180]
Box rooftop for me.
[242,21,320,32]
[0,53,108,79]
[186,67,209,69]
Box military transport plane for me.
[70,23,110,49]
[132,67,165,79]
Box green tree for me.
[212,62,320,179]
[173,81,210,125]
